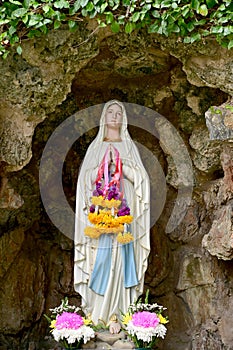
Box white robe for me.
[74,101,150,324]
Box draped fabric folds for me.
[74,100,150,325]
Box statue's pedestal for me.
[82,330,134,349]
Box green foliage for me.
[0,0,232,57]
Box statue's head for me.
[98,100,128,142]
[105,102,123,131]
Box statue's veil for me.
[74,100,150,323]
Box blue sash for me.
[89,234,138,295]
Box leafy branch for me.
[0,0,232,58]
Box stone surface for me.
[112,339,134,349]
[96,331,125,345]
[205,98,233,140]
[0,177,23,209]
[189,127,222,173]
[218,298,233,348]
[0,24,99,171]
[202,144,233,260]
[168,199,199,243]
[202,203,233,260]
[159,36,233,95]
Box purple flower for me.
[107,185,120,200]
[93,182,103,196]
[90,205,95,213]
[118,198,130,216]
[118,207,130,216]
[56,312,84,330]
[132,311,159,328]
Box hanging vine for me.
[0,0,232,57]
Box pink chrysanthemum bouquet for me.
[121,290,169,349]
[44,298,95,349]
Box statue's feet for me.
[109,320,121,334]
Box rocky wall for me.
[0,24,233,350]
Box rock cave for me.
[0,23,233,350]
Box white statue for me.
[74,100,150,333]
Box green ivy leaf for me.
[100,2,108,12]
[9,25,17,35]
[28,29,41,38]
[98,21,107,28]
[3,51,9,59]
[71,0,81,12]
[54,0,70,9]
[12,8,28,18]
[23,0,30,9]
[54,20,61,29]
[183,36,191,43]
[0,19,10,26]
[86,2,94,11]
[151,10,160,18]
[22,14,29,24]
[199,4,208,16]
[190,32,201,42]
[131,12,140,22]
[117,15,125,24]
[223,26,233,36]
[161,0,172,8]
[68,20,76,29]
[211,25,223,33]
[170,23,180,33]
[80,0,89,7]
[228,40,233,49]
[28,14,43,27]
[225,104,233,111]
[191,0,200,11]
[182,5,190,17]
[187,21,195,32]
[172,2,178,9]
[43,4,51,13]
[206,0,218,9]
[81,8,88,16]
[148,22,160,33]
[111,21,120,32]
[9,0,22,5]
[196,19,206,25]
[9,33,19,44]
[125,22,135,34]
[105,12,114,24]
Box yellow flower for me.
[117,215,133,224]
[91,196,121,208]
[84,227,102,238]
[50,319,57,329]
[83,317,92,325]
[117,232,134,244]
[158,314,169,324]
[122,313,132,325]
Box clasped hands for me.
[108,144,116,165]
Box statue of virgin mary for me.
[74,100,150,329]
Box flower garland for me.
[84,145,134,244]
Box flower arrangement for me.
[84,145,134,244]
[121,290,169,349]
[44,298,95,349]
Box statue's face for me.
[105,104,123,130]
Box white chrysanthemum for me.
[52,325,95,344]
[154,324,167,339]
[128,302,166,314]
[126,321,167,343]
